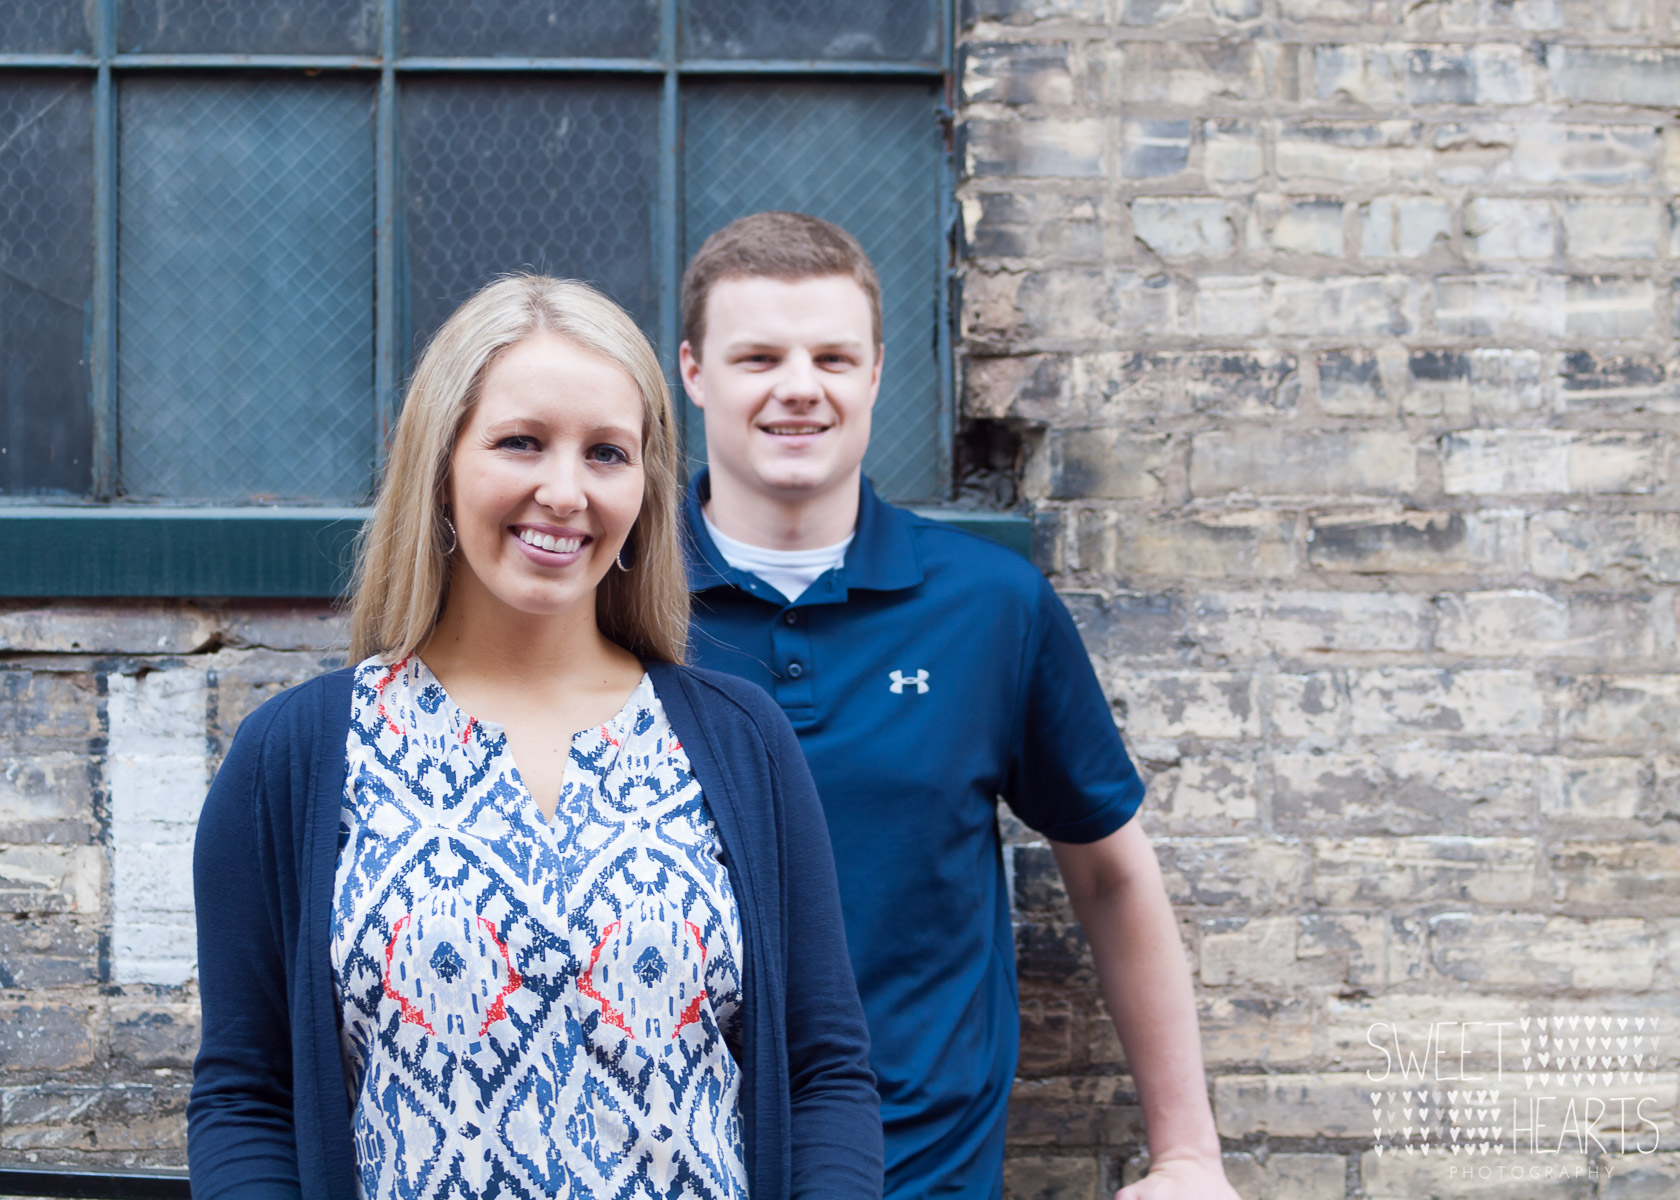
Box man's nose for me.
[774,351,822,402]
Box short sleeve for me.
[1002,579,1144,843]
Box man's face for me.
[680,274,882,511]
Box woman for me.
[187,276,881,1200]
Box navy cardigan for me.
[188,660,882,1200]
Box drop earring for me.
[442,515,458,556]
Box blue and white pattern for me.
[331,656,747,1200]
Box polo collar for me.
[682,470,925,597]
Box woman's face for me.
[447,332,645,623]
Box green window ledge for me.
[0,507,1032,598]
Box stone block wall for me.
[959,0,1680,1196]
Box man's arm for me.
[1050,820,1240,1200]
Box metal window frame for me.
[0,0,1023,598]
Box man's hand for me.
[1115,1155,1243,1200]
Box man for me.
[677,211,1236,1200]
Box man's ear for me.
[868,343,885,401]
[678,340,705,407]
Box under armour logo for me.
[888,669,929,695]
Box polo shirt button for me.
[783,611,799,625]
[786,661,804,678]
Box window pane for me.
[401,79,660,360]
[402,0,658,59]
[118,77,376,502]
[0,76,94,495]
[682,0,940,62]
[0,4,94,53]
[120,0,378,55]
[684,81,944,501]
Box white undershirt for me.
[703,512,854,602]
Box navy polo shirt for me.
[683,472,1144,1200]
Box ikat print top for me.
[331,656,748,1200]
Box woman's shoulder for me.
[647,661,787,737]
[224,665,359,765]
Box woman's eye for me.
[497,435,538,452]
[588,444,630,465]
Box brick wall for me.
[959,0,1680,1196]
[5,6,1680,1194]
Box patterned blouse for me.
[331,656,748,1200]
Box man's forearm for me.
[1050,823,1223,1168]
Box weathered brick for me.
[963,42,1077,106]
[1313,837,1537,904]
[1308,510,1525,575]
[1027,427,1171,500]
[1557,675,1680,743]
[1434,274,1565,337]
[1003,269,1177,343]
[968,0,1106,20]
[1109,671,1258,740]
[1438,0,1565,31]
[1314,43,1539,106]
[1193,275,1268,337]
[1324,991,1545,1068]
[1008,1075,1141,1146]
[1154,837,1307,909]
[1216,1152,1346,1200]
[1140,755,1261,828]
[1362,1150,1594,1199]
[1119,42,1266,104]
[1184,997,1316,1067]
[1434,122,1656,187]
[1015,995,1075,1076]
[1464,197,1556,261]
[1361,194,1452,259]
[1275,749,1537,832]
[1345,668,1543,736]
[1551,842,1680,910]
[1130,196,1234,259]
[1277,121,1426,186]
[1299,911,1427,987]
[1001,1149,1095,1196]
[1562,198,1660,259]
[1599,1151,1680,1198]
[0,1004,94,1071]
[1192,590,1432,656]
[1429,913,1653,988]
[1278,0,1390,20]
[965,191,1104,260]
[1439,430,1660,495]
[1565,275,1656,338]
[1272,672,1343,741]
[968,118,1104,178]
[1191,431,1418,497]
[1548,46,1680,107]
[110,1003,201,1069]
[1435,590,1665,661]
[1096,511,1295,580]
[1529,511,1680,584]
[1561,351,1680,414]
[1253,195,1344,257]
[1202,119,1263,184]
[1200,916,1308,987]
[1542,756,1646,820]
[214,602,345,652]
[0,670,99,746]
[1120,118,1189,178]
[0,844,105,915]
[0,603,216,654]
[1316,348,1398,416]
[0,1082,191,1152]
[0,752,97,842]
[0,916,99,987]
[1403,349,1545,418]
[1213,1072,1375,1138]
[1061,591,1189,662]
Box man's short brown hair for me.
[681,211,882,359]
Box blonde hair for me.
[349,275,688,664]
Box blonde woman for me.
[187,276,881,1200]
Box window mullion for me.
[91,0,117,500]
[374,0,399,475]
[658,0,680,395]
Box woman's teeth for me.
[518,529,583,554]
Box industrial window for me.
[0,0,955,594]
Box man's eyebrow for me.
[723,336,868,352]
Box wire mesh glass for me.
[681,0,941,62]
[400,78,661,364]
[683,81,944,501]
[117,77,377,503]
[402,0,659,59]
[0,4,94,53]
[0,76,95,495]
[120,0,379,55]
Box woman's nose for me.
[533,454,587,512]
